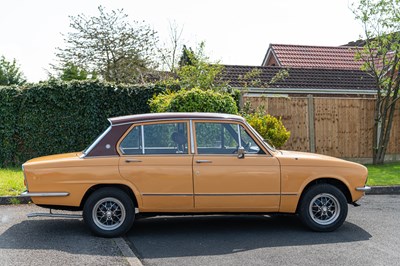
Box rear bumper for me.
[355,186,371,192]
[21,191,70,197]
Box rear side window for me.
[120,122,188,155]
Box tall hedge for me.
[0,86,21,166]
[149,88,238,114]
[0,80,176,166]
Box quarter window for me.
[120,122,188,155]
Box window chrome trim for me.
[82,125,112,157]
[237,124,242,147]
[112,117,245,127]
[190,120,195,154]
[141,125,145,154]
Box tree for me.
[58,62,97,81]
[0,55,26,85]
[352,0,400,164]
[178,45,196,67]
[56,6,158,84]
[158,21,184,73]
[175,42,227,91]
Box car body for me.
[22,112,370,237]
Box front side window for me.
[195,122,263,155]
[120,122,188,155]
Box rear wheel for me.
[298,184,348,232]
[83,187,135,237]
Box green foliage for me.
[163,42,228,91]
[0,86,21,166]
[178,45,196,67]
[244,112,290,148]
[56,6,158,84]
[149,88,238,114]
[0,168,24,196]
[0,80,170,166]
[0,56,26,85]
[59,62,97,81]
[352,0,400,164]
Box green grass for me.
[0,162,398,196]
[0,168,25,196]
[366,162,400,186]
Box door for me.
[193,121,281,212]
[118,121,194,211]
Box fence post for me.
[307,94,316,153]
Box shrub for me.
[245,112,290,148]
[0,80,174,166]
[149,88,238,114]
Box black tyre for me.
[298,184,348,232]
[83,187,135,237]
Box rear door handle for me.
[125,159,142,163]
[196,160,212,163]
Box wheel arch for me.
[80,184,139,210]
[296,178,352,213]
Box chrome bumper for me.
[355,186,371,192]
[21,191,70,197]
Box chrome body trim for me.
[82,125,112,158]
[141,125,145,154]
[27,212,82,219]
[142,193,292,196]
[21,191,70,197]
[142,193,193,197]
[196,160,212,163]
[195,193,282,196]
[356,186,371,192]
[125,159,142,163]
[112,117,245,127]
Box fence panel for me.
[244,95,399,161]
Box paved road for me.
[126,195,400,266]
[0,195,399,266]
[0,205,130,266]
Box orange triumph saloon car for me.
[21,112,370,237]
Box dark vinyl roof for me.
[109,112,245,125]
[220,65,376,91]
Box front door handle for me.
[196,160,212,163]
[125,159,142,163]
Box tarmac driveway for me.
[0,195,399,266]
[126,195,400,266]
[0,204,129,266]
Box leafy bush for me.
[149,88,238,114]
[0,80,174,166]
[245,112,290,148]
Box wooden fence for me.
[243,95,400,162]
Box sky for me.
[1,0,364,82]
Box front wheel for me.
[83,187,135,237]
[298,184,348,232]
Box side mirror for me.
[237,146,245,159]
